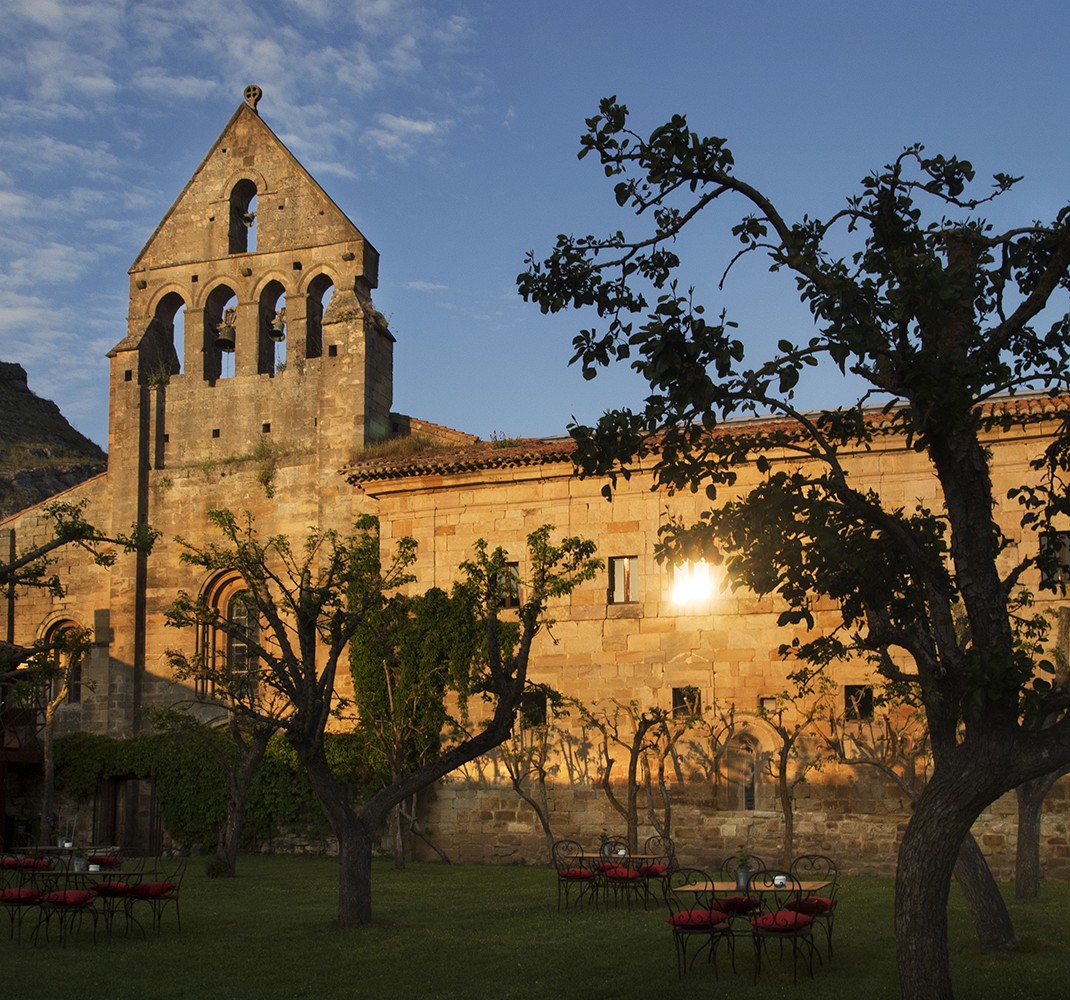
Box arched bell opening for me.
[152,291,186,377]
[229,179,258,254]
[305,273,334,360]
[203,284,238,382]
[258,281,286,376]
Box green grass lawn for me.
[4,856,1068,1000]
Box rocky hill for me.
[0,362,107,519]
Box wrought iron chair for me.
[788,853,839,958]
[0,858,43,942]
[32,861,100,946]
[598,838,644,909]
[662,867,733,978]
[714,852,766,927]
[128,853,187,933]
[638,834,676,905]
[551,839,598,911]
[748,870,818,984]
[90,854,147,936]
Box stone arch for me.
[256,278,287,376]
[202,282,238,382]
[150,290,187,377]
[228,178,258,254]
[724,729,765,812]
[38,615,86,706]
[304,271,335,360]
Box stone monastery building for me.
[2,89,1068,875]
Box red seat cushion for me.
[751,910,815,932]
[131,881,177,898]
[603,866,641,881]
[667,907,728,929]
[639,863,668,876]
[0,887,41,903]
[558,867,596,880]
[40,889,96,906]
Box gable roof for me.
[130,97,372,271]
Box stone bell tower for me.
[105,84,393,495]
[93,87,396,737]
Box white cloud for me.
[131,69,220,101]
[2,134,118,173]
[0,190,32,219]
[365,112,449,159]
[6,242,99,288]
[402,281,449,293]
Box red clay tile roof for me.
[344,393,1068,485]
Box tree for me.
[348,587,480,868]
[23,626,92,844]
[145,704,282,878]
[167,512,598,927]
[1013,604,1070,898]
[823,681,1016,951]
[1,499,156,677]
[519,98,1070,1000]
[0,498,156,838]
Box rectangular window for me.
[519,689,548,727]
[672,685,701,718]
[1039,531,1070,590]
[608,555,639,604]
[845,684,874,721]
[496,562,520,609]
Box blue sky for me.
[1,0,1068,450]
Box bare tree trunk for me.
[1014,776,1055,899]
[896,784,962,1000]
[391,800,405,869]
[953,832,1017,951]
[40,705,57,842]
[216,725,271,877]
[777,749,794,869]
[301,742,374,926]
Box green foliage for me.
[349,586,481,781]
[53,730,366,850]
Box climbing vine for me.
[54,730,370,851]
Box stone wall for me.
[413,776,1070,881]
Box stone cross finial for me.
[243,84,263,112]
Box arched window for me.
[229,179,258,254]
[196,578,259,703]
[203,285,238,382]
[226,591,259,701]
[45,621,83,706]
[153,291,186,377]
[725,735,758,811]
[305,273,334,360]
[258,281,286,375]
